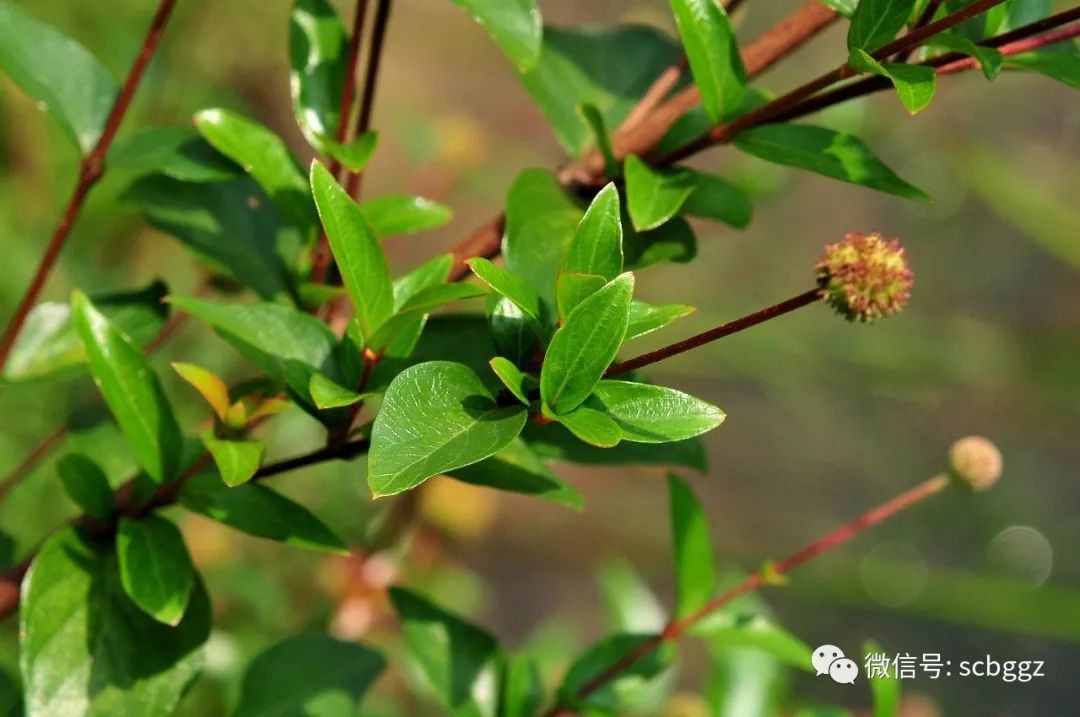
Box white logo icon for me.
[813,644,858,684]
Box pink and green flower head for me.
[815,231,914,323]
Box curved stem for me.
[345,0,393,200]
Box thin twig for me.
[0,0,181,369]
[345,0,393,200]
[894,0,945,62]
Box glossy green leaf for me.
[389,587,502,717]
[848,0,916,51]
[625,301,695,342]
[56,454,113,523]
[733,124,929,200]
[488,357,531,406]
[236,634,385,717]
[196,108,317,235]
[586,381,725,443]
[173,362,232,420]
[72,291,181,484]
[116,516,194,625]
[518,25,681,155]
[669,0,746,123]
[123,175,299,301]
[396,254,454,308]
[1007,51,1080,90]
[169,296,340,412]
[448,438,583,510]
[362,194,453,238]
[3,280,169,383]
[929,33,1004,80]
[682,170,753,228]
[326,131,379,172]
[468,258,543,322]
[110,127,241,182]
[502,653,543,717]
[864,640,901,717]
[368,361,528,496]
[540,273,634,414]
[669,474,716,617]
[624,215,698,269]
[311,161,395,340]
[503,168,583,306]
[558,183,624,316]
[309,372,371,409]
[559,633,675,711]
[556,272,607,323]
[289,0,349,150]
[624,155,696,231]
[370,284,488,350]
[0,2,118,153]
[553,405,622,448]
[20,528,210,716]
[201,433,265,487]
[180,471,348,553]
[849,48,937,114]
[488,296,538,368]
[451,0,542,71]
[522,421,707,470]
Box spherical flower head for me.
[948,436,1002,492]
[815,232,914,322]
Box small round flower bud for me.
[948,436,1002,492]
[815,232,914,323]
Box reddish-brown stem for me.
[345,0,393,200]
[0,0,180,370]
[894,0,946,62]
[938,23,1080,74]
[606,289,821,377]
[550,475,951,713]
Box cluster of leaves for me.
[0,0,1075,714]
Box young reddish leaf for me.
[172,362,231,421]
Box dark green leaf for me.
[0,3,118,153]
[864,640,901,717]
[469,258,543,322]
[56,454,113,523]
[448,438,583,510]
[848,0,916,51]
[553,405,622,448]
[451,0,542,71]
[116,516,194,625]
[559,633,675,711]
[3,280,169,383]
[110,127,241,182]
[849,48,936,114]
[180,471,348,553]
[311,161,395,340]
[488,357,531,406]
[196,108,318,236]
[488,296,539,368]
[289,0,349,150]
[502,653,543,717]
[682,170,753,228]
[586,381,725,443]
[362,194,453,238]
[20,528,209,715]
[669,0,746,123]
[1007,51,1080,90]
[669,474,715,617]
[201,433,265,487]
[522,421,707,470]
[625,301,695,342]
[540,273,634,414]
[389,587,502,717]
[733,124,929,200]
[235,634,385,717]
[369,361,528,496]
[624,155,696,231]
[624,216,698,269]
[72,291,182,484]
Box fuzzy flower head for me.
[948,436,1002,492]
[815,232,914,322]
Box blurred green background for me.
[1,0,1078,715]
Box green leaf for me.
[201,433,265,487]
[682,170,754,228]
[518,25,682,155]
[817,0,858,16]
[235,634,386,717]
[289,0,349,150]
[522,421,707,470]
[733,124,929,200]
[370,284,488,350]
[180,471,348,553]
[488,357,531,406]
[501,653,543,717]
[0,3,118,153]
[396,254,455,308]
[624,155,696,231]
[556,272,607,324]
[169,296,339,413]
[311,161,395,340]
[173,362,232,421]
[598,559,666,633]
[578,103,618,176]
[20,528,210,716]
[848,0,916,52]
[864,640,901,717]
[503,168,583,307]
[540,273,634,414]
[558,182,624,318]
[624,215,698,269]
[468,258,543,322]
[362,194,453,238]
[72,291,181,484]
[389,587,502,717]
[669,0,746,123]
[929,33,1004,80]
[587,381,725,443]
[1007,51,1080,90]
[553,405,622,448]
[56,454,113,523]
[625,301,695,342]
[326,131,379,172]
[695,611,813,671]
[196,108,318,236]
[559,633,675,711]
[451,0,542,71]
[110,127,242,182]
[116,516,194,626]
[448,438,583,510]
[488,296,538,368]
[309,372,371,409]
[669,474,716,617]
[369,361,528,496]
[849,48,936,114]
[3,280,169,383]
